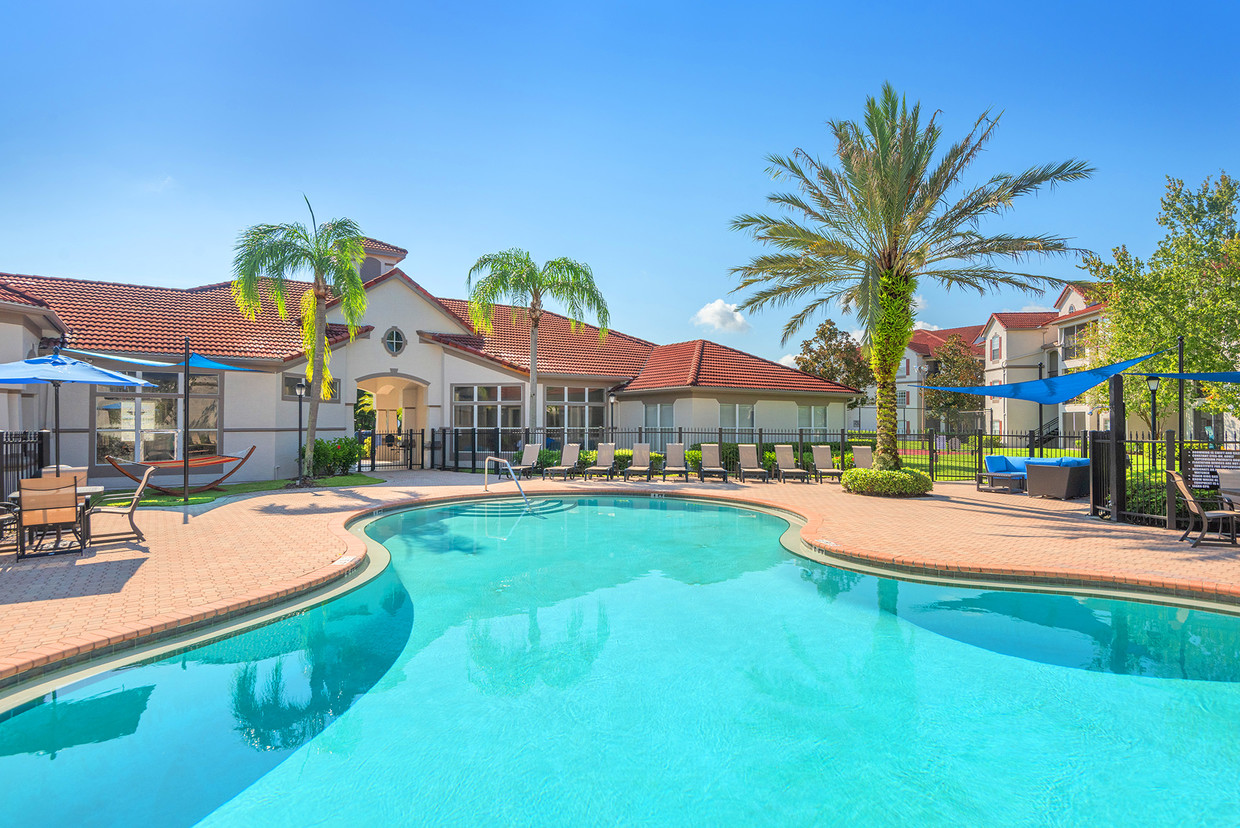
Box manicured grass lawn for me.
[131,473,383,507]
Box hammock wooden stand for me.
[105,446,257,497]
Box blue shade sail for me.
[62,348,259,372]
[917,350,1165,405]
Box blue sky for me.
[2,1,1237,364]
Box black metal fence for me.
[359,430,424,471]
[0,431,49,497]
[384,425,1088,482]
[1090,430,1240,528]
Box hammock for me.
[105,446,256,496]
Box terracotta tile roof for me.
[907,324,985,357]
[1047,302,1105,325]
[1054,280,1099,307]
[0,272,370,361]
[0,283,49,310]
[363,237,407,257]
[430,298,656,376]
[989,311,1060,330]
[625,339,860,394]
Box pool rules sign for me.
[1185,449,1240,488]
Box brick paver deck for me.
[1,473,1238,689]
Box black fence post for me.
[369,430,377,472]
[453,428,460,472]
[1027,430,1035,458]
[928,429,937,481]
[1108,375,1126,523]
[1165,429,1177,529]
[975,428,983,479]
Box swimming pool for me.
[2,495,1240,825]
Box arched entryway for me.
[357,372,429,468]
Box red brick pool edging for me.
[3,481,1239,694]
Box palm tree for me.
[467,249,609,430]
[232,198,367,483]
[731,84,1093,469]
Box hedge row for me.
[533,448,665,473]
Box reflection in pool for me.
[1,496,1239,826]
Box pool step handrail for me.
[483,456,532,509]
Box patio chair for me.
[624,443,653,481]
[662,443,690,482]
[1217,469,1240,509]
[17,476,85,558]
[812,445,843,484]
[509,444,541,478]
[774,445,809,483]
[542,443,581,480]
[583,443,617,480]
[1169,471,1237,548]
[698,444,728,483]
[850,445,874,470]
[89,465,157,542]
[737,444,768,483]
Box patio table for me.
[9,485,104,549]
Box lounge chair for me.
[542,443,581,480]
[624,443,653,481]
[774,445,809,483]
[90,465,157,542]
[17,476,85,558]
[1169,471,1237,548]
[663,443,690,482]
[737,444,768,483]
[812,445,843,484]
[850,445,874,470]
[583,443,617,480]
[698,443,728,483]
[509,444,541,478]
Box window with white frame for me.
[95,371,220,464]
[990,334,1002,361]
[1062,323,1088,360]
[719,403,754,429]
[897,391,909,406]
[644,403,673,429]
[453,384,523,430]
[545,386,605,430]
[989,380,999,401]
[797,405,828,429]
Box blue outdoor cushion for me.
[983,455,1027,475]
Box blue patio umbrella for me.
[0,350,152,475]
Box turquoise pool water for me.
[2,496,1240,826]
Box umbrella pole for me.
[53,381,61,476]
[183,338,190,504]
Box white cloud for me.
[778,354,798,367]
[691,299,750,333]
[912,294,928,312]
[849,329,865,343]
[913,321,941,331]
[142,174,177,193]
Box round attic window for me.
[383,327,406,356]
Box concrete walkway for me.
[1,472,1237,688]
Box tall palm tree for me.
[732,84,1093,470]
[232,198,367,482]
[467,249,609,430]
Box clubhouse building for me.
[0,239,860,484]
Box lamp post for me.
[295,379,307,480]
[1147,374,1160,467]
[608,393,617,440]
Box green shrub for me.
[685,449,701,471]
[537,449,561,469]
[841,467,933,497]
[301,437,364,477]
